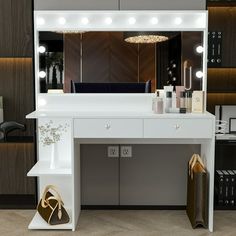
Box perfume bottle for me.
[165,91,172,113]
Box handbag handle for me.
[189,154,205,179]
[41,185,64,220]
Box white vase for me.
[50,143,58,169]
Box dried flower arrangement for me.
[38,120,69,146]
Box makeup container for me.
[185,91,192,113]
[165,91,172,113]
[180,92,186,109]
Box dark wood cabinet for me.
[0,0,36,208]
[0,0,33,57]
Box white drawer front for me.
[74,119,143,138]
[144,118,213,139]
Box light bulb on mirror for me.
[38,46,46,53]
[105,17,112,25]
[37,17,45,26]
[196,71,203,78]
[128,17,136,25]
[39,71,46,78]
[81,17,89,25]
[196,46,204,54]
[58,17,66,25]
[150,17,158,25]
[174,17,182,25]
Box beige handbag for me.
[37,185,70,225]
[186,154,208,228]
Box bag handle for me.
[41,185,63,220]
[189,154,205,179]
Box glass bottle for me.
[185,91,192,113]
[165,91,172,113]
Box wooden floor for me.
[0,210,236,236]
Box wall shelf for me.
[0,136,34,143]
[27,161,72,176]
[28,210,73,230]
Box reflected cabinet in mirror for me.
[38,31,203,94]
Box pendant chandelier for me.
[124,32,171,44]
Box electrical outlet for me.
[120,146,132,158]
[107,146,119,158]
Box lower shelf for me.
[28,209,73,230]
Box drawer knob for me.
[105,124,111,130]
[174,124,180,130]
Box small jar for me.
[179,91,186,109]
[185,91,192,113]
[153,97,164,114]
[165,91,172,113]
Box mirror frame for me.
[34,10,208,108]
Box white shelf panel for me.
[28,209,73,230]
[27,161,72,176]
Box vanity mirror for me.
[34,11,207,98]
[38,30,203,93]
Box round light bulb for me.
[150,17,158,25]
[58,17,66,25]
[196,17,205,26]
[196,71,203,78]
[38,46,46,53]
[174,17,182,25]
[37,17,45,26]
[196,46,204,54]
[38,99,47,107]
[128,17,136,25]
[39,71,46,78]
[105,17,112,25]
[81,17,89,25]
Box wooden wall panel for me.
[139,44,155,92]
[0,58,34,136]
[208,7,236,67]
[110,32,138,83]
[0,0,12,56]
[64,34,81,93]
[64,32,155,91]
[83,32,110,82]
[208,68,236,92]
[0,0,32,57]
[0,142,35,194]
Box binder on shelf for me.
[227,170,235,206]
[215,170,224,206]
[222,170,230,206]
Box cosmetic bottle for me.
[165,91,172,113]
[172,91,177,109]
[154,97,164,114]
[179,92,186,109]
[152,91,163,114]
[192,91,204,113]
[185,91,192,113]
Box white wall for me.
[34,0,206,10]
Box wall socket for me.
[120,146,132,158]
[107,146,119,158]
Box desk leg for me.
[201,139,215,233]
[72,139,81,231]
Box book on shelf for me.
[222,170,230,206]
[215,170,224,206]
[228,170,235,206]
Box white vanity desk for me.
[26,94,215,232]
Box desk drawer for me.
[144,118,213,139]
[74,119,143,138]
